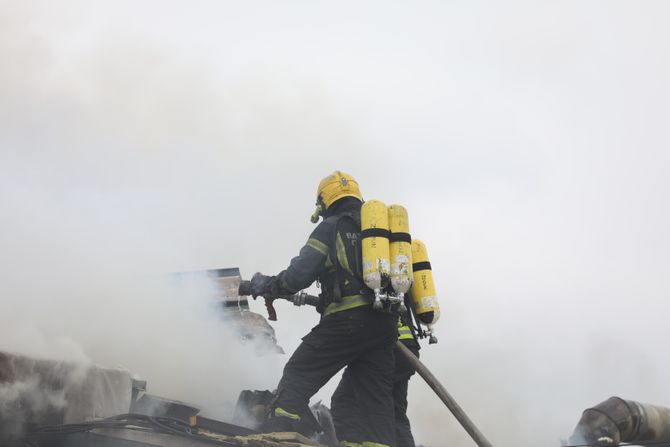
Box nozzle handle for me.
[265,298,277,321]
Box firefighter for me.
[332,314,420,447]
[249,171,398,447]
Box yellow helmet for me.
[311,171,362,223]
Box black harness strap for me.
[330,213,361,304]
[361,228,390,239]
[412,261,432,271]
[389,232,412,243]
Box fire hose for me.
[239,281,493,447]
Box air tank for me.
[410,239,440,326]
[388,205,412,296]
[361,200,391,299]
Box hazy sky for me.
[1,1,670,445]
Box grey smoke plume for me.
[2,1,670,446]
[0,378,67,413]
[0,352,91,441]
[0,377,67,437]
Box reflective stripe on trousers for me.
[340,442,392,447]
[274,407,301,421]
[398,324,414,340]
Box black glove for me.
[250,272,275,299]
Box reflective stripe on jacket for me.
[273,197,370,314]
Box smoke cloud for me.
[2,1,670,445]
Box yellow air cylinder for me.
[361,200,391,292]
[410,239,440,326]
[388,205,413,295]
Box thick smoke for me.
[0,350,91,441]
[0,1,288,422]
[2,1,670,446]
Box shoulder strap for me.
[329,213,360,303]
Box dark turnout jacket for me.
[272,197,371,316]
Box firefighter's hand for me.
[250,272,274,299]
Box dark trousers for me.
[272,306,397,447]
[332,340,420,447]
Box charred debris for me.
[0,268,325,446]
[3,268,670,447]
